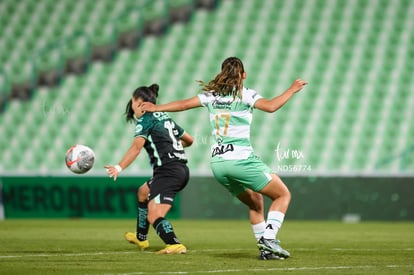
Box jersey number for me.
[215,113,231,136]
[164,121,183,151]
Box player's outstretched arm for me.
[141,96,201,112]
[254,79,308,113]
[180,132,193,148]
[104,137,145,181]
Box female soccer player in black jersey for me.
[105,83,193,254]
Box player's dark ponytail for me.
[149,83,159,98]
[125,83,160,123]
[125,99,134,123]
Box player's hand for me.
[104,165,119,181]
[133,103,145,116]
[141,102,156,112]
[289,79,308,93]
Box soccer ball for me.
[65,144,95,174]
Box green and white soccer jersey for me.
[197,87,263,161]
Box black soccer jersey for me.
[134,112,187,168]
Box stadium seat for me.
[0,0,413,174]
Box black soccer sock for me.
[153,217,180,245]
[137,201,149,241]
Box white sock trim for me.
[251,221,266,241]
[263,211,285,239]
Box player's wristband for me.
[114,165,123,173]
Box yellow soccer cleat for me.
[156,244,187,254]
[124,232,149,250]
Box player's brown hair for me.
[197,57,245,99]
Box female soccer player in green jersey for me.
[105,83,193,254]
[141,57,307,260]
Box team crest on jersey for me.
[135,124,143,134]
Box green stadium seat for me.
[0,0,413,174]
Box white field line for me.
[0,247,413,259]
[1,249,412,275]
[0,251,138,258]
[116,265,413,275]
[332,248,414,251]
[295,248,414,251]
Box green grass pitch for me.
[0,219,413,274]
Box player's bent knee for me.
[284,189,292,203]
[138,184,150,202]
[251,192,264,212]
[237,190,264,212]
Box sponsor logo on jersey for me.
[163,197,174,202]
[152,112,170,121]
[168,152,187,160]
[212,144,234,157]
[212,99,232,110]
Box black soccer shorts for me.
[148,161,189,205]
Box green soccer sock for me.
[153,217,180,245]
[137,202,149,241]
